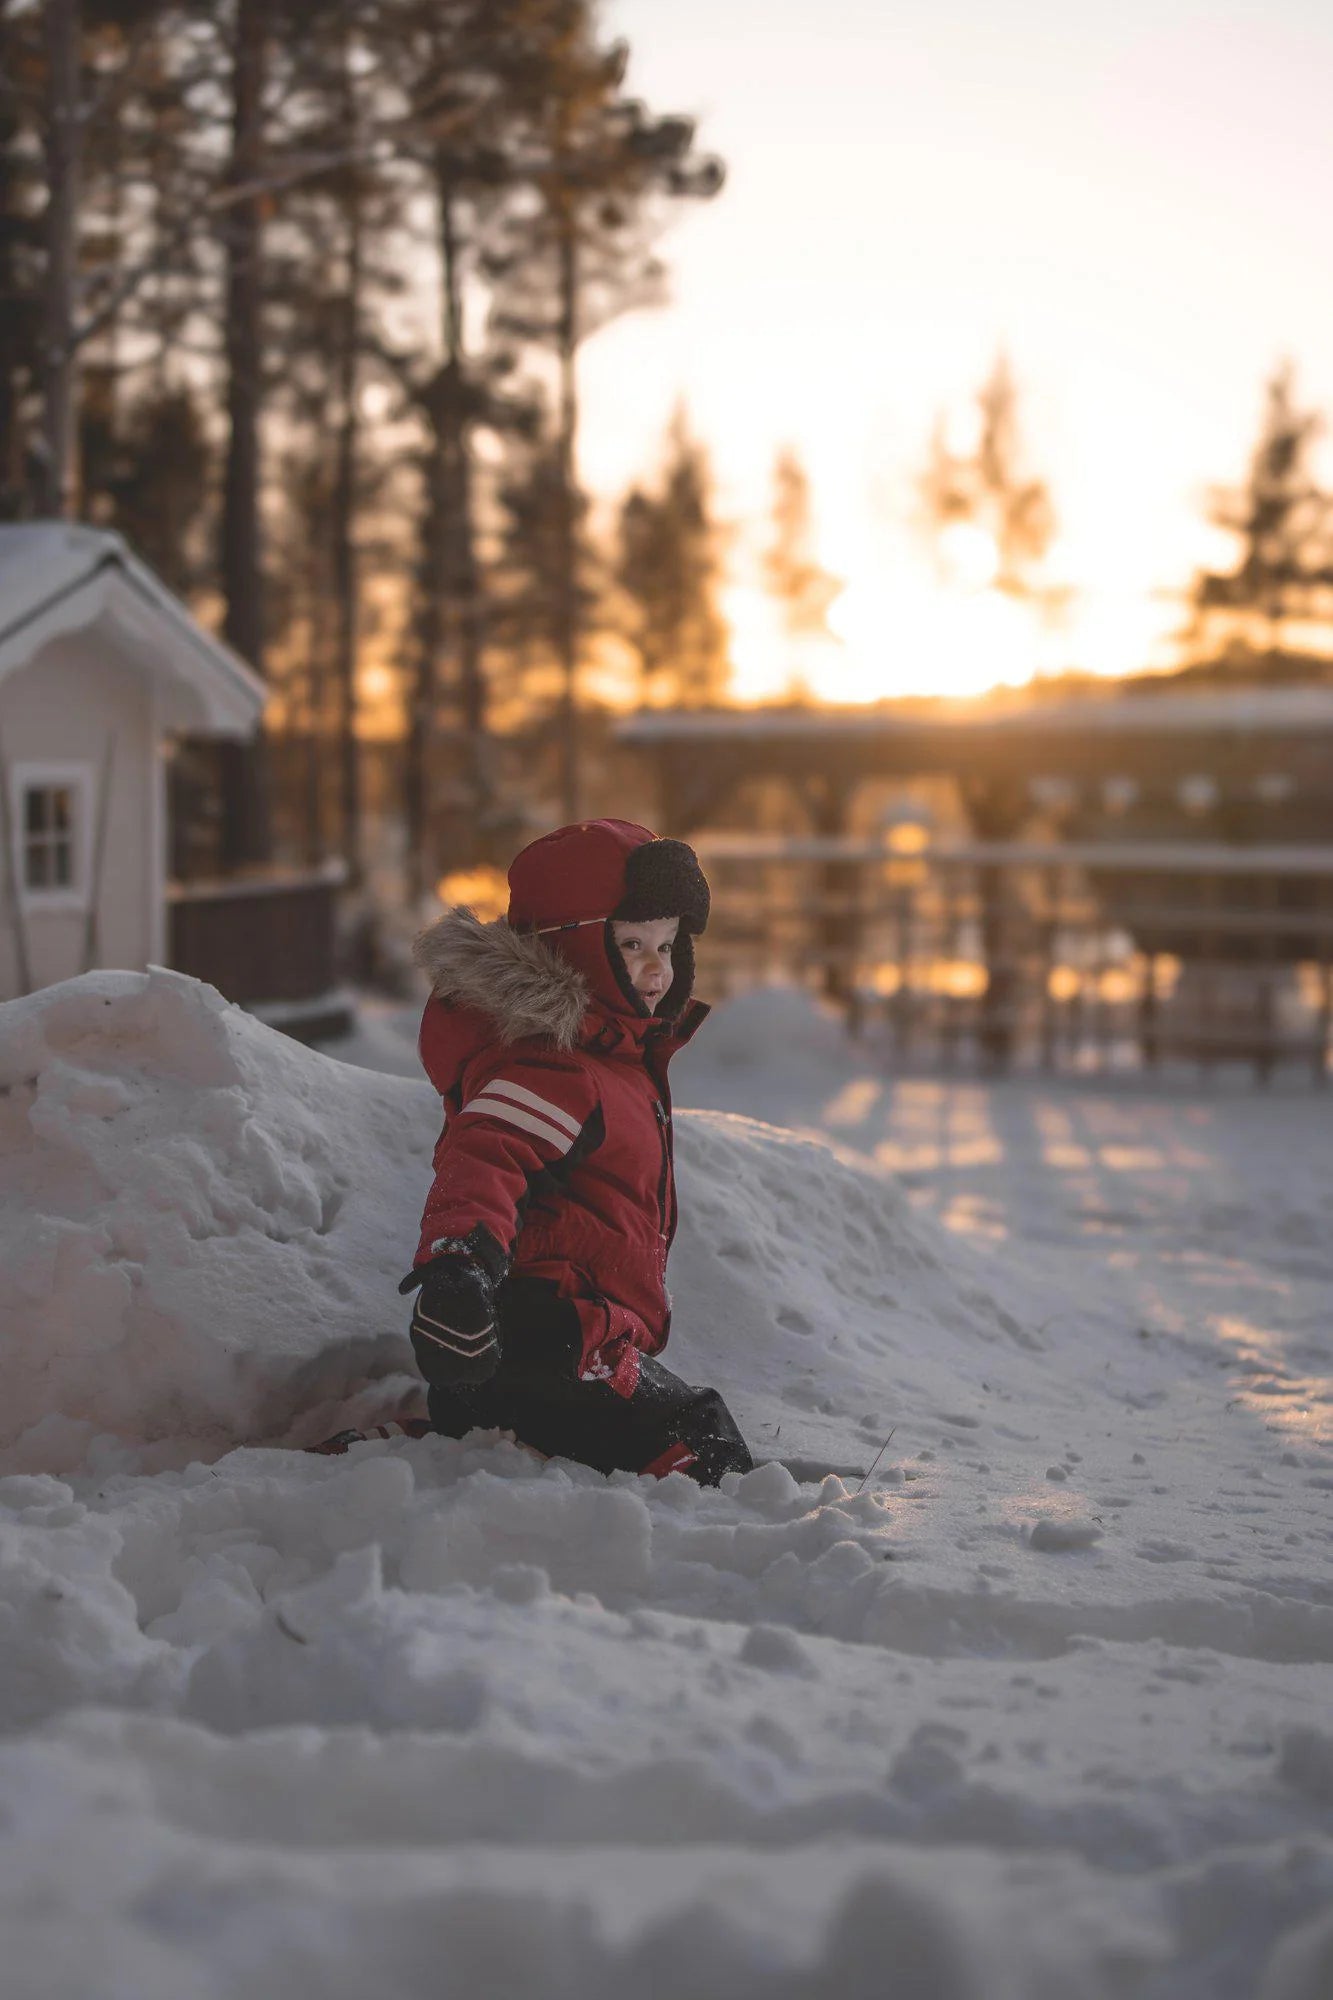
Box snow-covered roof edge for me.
[0,523,266,737]
[616,684,1333,742]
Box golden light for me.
[870,962,903,995]
[355,650,406,742]
[1297,962,1330,1011]
[358,662,396,705]
[796,564,1045,702]
[1097,967,1137,1005]
[931,958,988,1000]
[436,866,509,920]
[883,859,926,890]
[938,520,1001,592]
[1047,965,1082,1003]
[887,821,930,855]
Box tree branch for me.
[73,95,479,353]
[81,12,162,133]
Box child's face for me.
[610,917,679,1012]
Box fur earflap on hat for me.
[611,837,710,935]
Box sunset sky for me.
[576,0,1333,702]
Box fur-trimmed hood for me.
[413,905,591,1051]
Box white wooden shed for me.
[0,523,266,999]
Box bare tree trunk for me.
[39,0,81,517]
[331,263,360,879]
[303,573,328,869]
[405,386,448,907]
[218,0,270,870]
[438,178,492,863]
[404,163,499,906]
[554,203,580,823]
[0,4,29,512]
[330,2,361,884]
[798,774,856,1006]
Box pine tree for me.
[487,2,723,817]
[762,445,841,685]
[616,407,729,706]
[19,0,198,518]
[491,412,596,723]
[261,0,416,884]
[84,377,210,591]
[1188,361,1333,670]
[919,353,1055,600]
[366,0,562,894]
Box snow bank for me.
[3,974,1332,1999]
[0,970,432,1472]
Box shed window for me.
[23,783,77,891]
[10,763,91,904]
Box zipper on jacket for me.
[652,1096,670,1235]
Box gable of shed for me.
[0,525,265,738]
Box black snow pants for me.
[425,1273,753,1487]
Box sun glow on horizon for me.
[937,521,1002,593]
[827,575,1044,701]
[722,533,1179,705]
[724,554,1058,704]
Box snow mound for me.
[1,970,1032,1479]
[670,1106,1040,1467]
[0,970,433,1473]
[687,981,857,1079]
[668,981,881,1131]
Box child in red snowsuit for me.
[399,818,753,1486]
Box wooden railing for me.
[167,861,347,1009]
[694,835,1333,1081]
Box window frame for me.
[10,760,94,912]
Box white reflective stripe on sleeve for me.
[473,1078,583,1139]
[457,1095,574,1153]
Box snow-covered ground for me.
[2,969,1331,1999]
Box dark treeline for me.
[0,0,730,898]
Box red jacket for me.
[411,821,710,1396]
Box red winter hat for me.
[507,819,654,932]
[506,819,709,936]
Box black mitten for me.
[399,1228,507,1387]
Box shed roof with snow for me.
[0,523,265,736]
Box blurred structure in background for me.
[622,687,1333,1081]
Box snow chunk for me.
[1028,1515,1104,1554]
[738,1621,817,1677]
[1261,1905,1333,2000]
[1276,1726,1333,1806]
